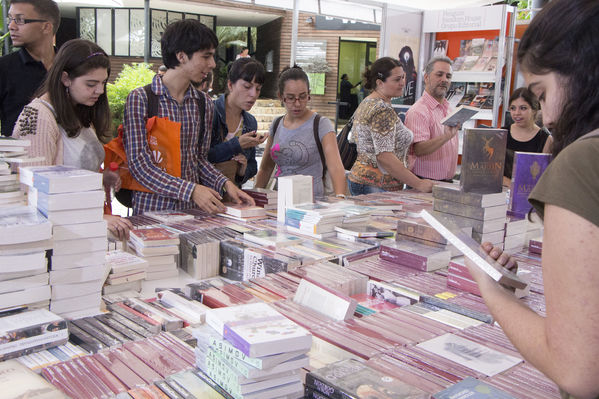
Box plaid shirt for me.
[123,75,227,215]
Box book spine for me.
[206,335,263,369]
[433,185,483,207]
[396,221,448,245]
[154,380,187,399]
[67,323,107,353]
[192,368,236,399]
[197,350,243,399]
[222,323,252,357]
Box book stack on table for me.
[128,227,180,281]
[0,205,52,311]
[243,187,278,211]
[197,302,311,399]
[103,250,149,295]
[20,165,106,318]
[432,183,508,249]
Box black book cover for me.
[460,128,507,194]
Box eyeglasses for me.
[283,93,309,103]
[6,16,47,26]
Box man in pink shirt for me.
[405,56,459,182]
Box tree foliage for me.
[106,63,155,135]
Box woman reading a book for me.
[208,58,267,187]
[502,87,552,186]
[254,66,347,198]
[465,1,599,398]
[12,39,132,240]
[347,57,434,195]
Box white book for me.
[147,262,177,273]
[145,268,179,281]
[293,278,357,321]
[105,270,146,285]
[102,280,142,295]
[0,190,24,200]
[52,236,107,256]
[0,360,68,399]
[145,254,178,267]
[157,290,209,325]
[51,280,103,301]
[0,272,48,294]
[51,250,106,270]
[57,306,105,320]
[420,210,526,289]
[277,175,313,223]
[0,138,30,147]
[49,264,105,285]
[0,206,52,245]
[35,189,104,211]
[0,308,63,335]
[41,207,103,226]
[243,229,304,247]
[52,220,107,241]
[0,251,46,275]
[105,250,149,274]
[50,292,102,315]
[0,238,52,257]
[128,240,179,256]
[417,333,522,376]
[19,165,102,193]
[0,284,51,309]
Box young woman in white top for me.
[13,39,132,240]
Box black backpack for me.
[336,117,357,170]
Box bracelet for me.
[335,194,347,199]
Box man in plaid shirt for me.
[123,19,254,215]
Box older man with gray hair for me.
[405,56,459,182]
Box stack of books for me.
[285,203,345,239]
[128,226,180,280]
[16,341,87,373]
[0,161,25,207]
[156,290,210,327]
[197,302,310,399]
[179,229,222,280]
[103,250,149,295]
[21,165,106,318]
[277,175,313,223]
[0,137,43,164]
[432,183,508,249]
[243,187,278,211]
[446,256,482,296]
[0,359,70,398]
[503,215,527,252]
[221,203,267,222]
[0,206,52,311]
[0,308,68,361]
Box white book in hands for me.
[420,210,526,290]
[440,105,481,127]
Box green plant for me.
[106,63,155,136]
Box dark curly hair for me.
[362,57,402,91]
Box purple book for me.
[509,152,552,215]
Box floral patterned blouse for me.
[348,97,413,190]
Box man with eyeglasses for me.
[0,0,60,136]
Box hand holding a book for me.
[192,184,226,213]
[443,124,460,140]
[415,178,435,193]
[464,242,519,288]
[239,131,268,149]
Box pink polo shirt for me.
[405,91,458,180]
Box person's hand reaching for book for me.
[223,181,255,206]
[104,214,133,241]
[192,184,226,214]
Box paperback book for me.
[460,129,508,194]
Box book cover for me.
[460,128,508,194]
[380,240,451,272]
[420,210,526,290]
[222,204,266,218]
[417,333,522,376]
[440,105,480,127]
[433,199,507,221]
[0,359,69,398]
[470,56,490,72]
[509,152,552,216]
[433,40,448,56]
[25,165,102,194]
[293,277,358,321]
[243,229,304,247]
[306,358,428,399]
[130,227,180,247]
[460,56,480,71]
[433,376,516,399]
[333,223,394,238]
[484,57,498,72]
[0,206,52,245]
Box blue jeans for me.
[348,179,386,196]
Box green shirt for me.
[529,130,599,228]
